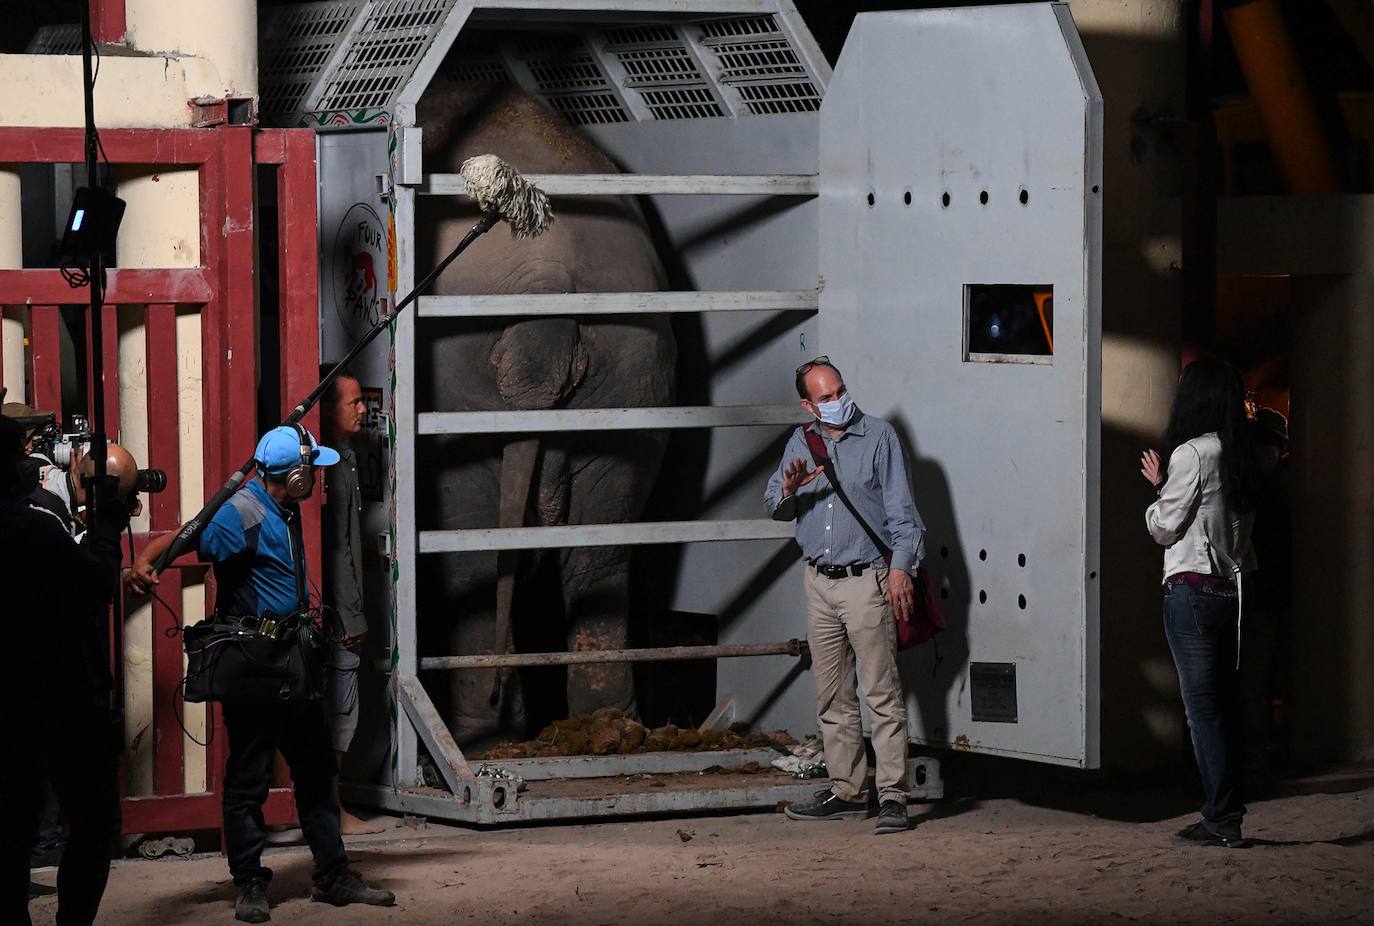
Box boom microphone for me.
[459,154,554,239]
[149,156,552,574]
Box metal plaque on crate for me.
[969,662,1019,724]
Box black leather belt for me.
[811,561,868,579]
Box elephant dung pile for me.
[475,708,796,760]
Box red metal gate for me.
[0,125,321,835]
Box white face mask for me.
[812,392,855,427]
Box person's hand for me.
[126,557,159,595]
[1140,449,1164,488]
[886,568,914,623]
[344,632,367,651]
[781,458,823,497]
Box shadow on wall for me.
[886,416,972,746]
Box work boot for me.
[874,799,911,835]
[311,868,396,908]
[783,788,868,821]
[235,879,271,923]
[1172,820,1248,849]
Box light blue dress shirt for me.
[764,410,926,574]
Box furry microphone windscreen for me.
[459,154,555,239]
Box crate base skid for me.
[344,753,943,826]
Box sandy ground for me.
[29,767,1374,925]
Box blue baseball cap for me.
[254,425,340,474]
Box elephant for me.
[414,84,676,745]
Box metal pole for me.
[81,0,108,518]
[416,640,809,672]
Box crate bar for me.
[421,517,794,552]
[421,639,805,670]
[419,173,819,196]
[398,675,476,789]
[475,747,785,781]
[420,404,807,435]
[418,289,819,317]
[0,269,214,306]
[393,181,422,786]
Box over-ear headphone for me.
[283,423,314,499]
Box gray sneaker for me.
[874,799,910,835]
[311,869,396,908]
[783,789,868,821]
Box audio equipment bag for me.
[182,614,327,703]
[799,425,945,650]
[181,484,326,702]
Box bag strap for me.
[799,425,893,560]
[288,511,307,612]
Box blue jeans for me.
[1163,582,1247,836]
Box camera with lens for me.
[40,415,166,495]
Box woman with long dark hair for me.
[1141,358,1258,848]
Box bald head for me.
[77,442,139,499]
[799,364,845,405]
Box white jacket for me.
[1145,433,1256,583]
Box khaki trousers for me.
[805,566,909,804]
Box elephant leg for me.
[560,434,666,719]
[560,543,636,719]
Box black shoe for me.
[1172,821,1248,849]
[311,869,396,908]
[783,789,868,821]
[874,799,911,835]
[235,879,271,923]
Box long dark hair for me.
[1162,358,1257,512]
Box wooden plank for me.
[251,128,290,166]
[420,404,808,434]
[28,306,62,415]
[100,305,120,441]
[277,130,324,586]
[418,289,820,317]
[421,518,796,553]
[0,127,219,165]
[144,305,181,529]
[150,568,185,796]
[120,792,218,834]
[420,173,819,197]
[92,0,127,44]
[0,268,214,307]
[220,128,258,478]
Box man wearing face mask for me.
[128,425,394,922]
[765,357,925,835]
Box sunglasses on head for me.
[795,355,831,377]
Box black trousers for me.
[2,701,120,926]
[221,698,348,887]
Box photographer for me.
[0,416,133,926]
[0,400,72,533]
[128,425,394,924]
